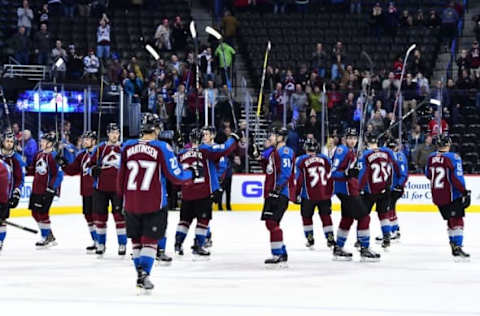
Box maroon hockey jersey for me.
[0,160,12,204]
[295,153,333,201]
[63,150,94,197]
[359,148,398,194]
[88,142,121,192]
[0,152,24,192]
[31,151,62,194]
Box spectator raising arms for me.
[96,13,111,62]
[17,0,34,36]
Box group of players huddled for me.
[0,113,472,293]
[253,126,471,265]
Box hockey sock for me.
[448,217,464,247]
[378,212,391,237]
[84,214,97,241]
[266,220,284,255]
[206,226,211,239]
[175,220,191,245]
[139,237,157,274]
[302,217,314,240]
[93,213,108,245]
[157,237,167,251]
[132,239,141,270]
[320,214,334,239]
[113,213,127,245]
[336,216,354,248]
[357,215,371,248]
[0,224,6,242]
[195,219,209,247]
[390,209,399,233]
[37,212,51,238]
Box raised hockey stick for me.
[1,219,38,234]
[321,83,326,150]
[355,51,374,159]
[0,85,11,129]
[254,41,271,147]
[390,44,416,126]
[205,26,238,128]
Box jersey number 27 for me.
[127,160,157,191]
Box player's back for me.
[178,147,212,201]
[298,153,332,201]
[426,151,465,206]
[120,139,166,213]
[361,148,392,194]
[0,160,12,204]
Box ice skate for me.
[333,245,353,261]
[264,254,288,268]
[191,240,210,261]
[36,233,57,249]
[391,230,401,242]
[326,232,336,248]
[96,244,106,257]
[118,244,127,256]
[156,249,173,266]
[381,234,391,250]
[450,243,470,262]
[305,233,315,249]
[204,235,213,248]
[0,240,3,254]
[136,267,154,295]
[360,247,381,262]
[174,242,184,256]
[86,243,96,254]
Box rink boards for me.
[10,174,480,217]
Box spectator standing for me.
[22,129,37,166]
[124,72,144,103]
[17,0,34,36]
[468,41,480,76]
[144,81,157,113]
[154,19,172,51]
[311,43,327,78]
[384,2,399,39]
[34,23,51,66]
[171,16,188,52]
[206,80,218,123]
[77,0,91,17]
[215,41,236,85]
[425,9,441,28]
[290,84,308,123]
[410,49,426,76]
[367,110,385,135]
[269,83,286,122]
[402,73,418,119]
[221,10,239,45]
[408,124,425,155]
[174,84,187,128]
[66,44,84,80]
[331,41,346,80]
[127,56,144,81]
[369,2,383,38]
[11,27,30,65]
[441,1,459,46]
[456,49,471,77]
[200,47,216,84]
[83,48,100,81]
[413,135,434,172]
[51,40,67,81]
[96,13,111,62]
[428,111,448,137]
[37,4,49,26]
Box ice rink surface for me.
[1,211,480,316]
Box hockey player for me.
[57,131,97,253]
[385,138,408,240]
[358,133,399,250]
[29,132,63,248]
[425,135,470,260]
[294,138,335,249]
[0,130,25,251]
[118,113,196,291]
[331,128,378,262]
[0,158,13,253]
[256,127,294,265]
[88,123,126,256]
[174,127,238,258]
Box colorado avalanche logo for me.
[266,157,274,175]
[82,156,91,176]
[102,151,120,169]
[36,157,48,175]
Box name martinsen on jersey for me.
[126,144,158,159]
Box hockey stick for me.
[254,41,271,146]
[1,219,38,234]
[377,98,429,140]
[321,83,326,150]
[205,26,238,128]
[190,21,201,129]
[390,44,416,126]
[0,85,11,129]
[95,75,103,164]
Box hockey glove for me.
[249,143,260,160]
[461,190,471,209]
[45,186,56,199]
[55,155,68,168]
[345,167,359,178]
[230,130,242,142]
[91,166,102,177]
[8,188,21,209]
[268,186,281,199]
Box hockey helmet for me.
[344,127,358,137]
[304,138,319,153]
[365,132,378,145]
[41,131,57,144]
[82,130,97,139]
[271,127,288,138]
[385,137,398,149]
[189,128,203,144]
[106,123,120,134]
[436,134,451,148]
[1,129,15,143]
[140,112,157,133]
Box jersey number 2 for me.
[127,160,157,191]
[371,162,390,184]
[429,166,445,189]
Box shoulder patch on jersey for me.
[454,153,461,160]
[336,147,343,155]
[166,143,174,152]
[283,147,290,154]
